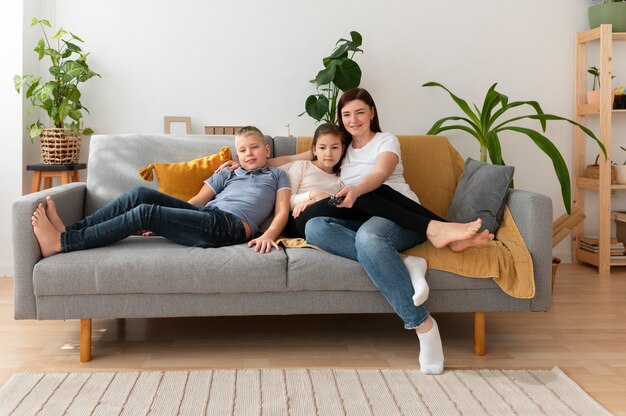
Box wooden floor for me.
[1,263,626,414]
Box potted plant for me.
[301,31,363,123]
[615,146,626,183]
[614,86,625,109]
[423,81,607,214]
[587,66,614,105]
[14,18,100,164]
[589,0,626,32]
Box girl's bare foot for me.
[449,229,494,253]
[45,196,66,233]
[426,219,482,248]
[32,203,62,257]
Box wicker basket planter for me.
[39,128,81,165]
[583,154,617,184]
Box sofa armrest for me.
[505,188,553,311]
[12,183,86,319]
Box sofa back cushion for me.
[85,134,274,214]
[397,135,464,217]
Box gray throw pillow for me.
[446,158,515,233]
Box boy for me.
[31,126,291,257]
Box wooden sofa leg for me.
[473,312,486,356]
[80,319,92,363]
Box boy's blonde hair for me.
[236,126,265,143]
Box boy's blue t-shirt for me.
[205,167,290,235]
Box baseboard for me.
[0,264,14,278]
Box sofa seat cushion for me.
[33,237,288,296]
[284,248,498,292]
[284,248,378,291]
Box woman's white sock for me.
[404,256,429,306]
[417,318,444,375]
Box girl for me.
[282,123,431,308]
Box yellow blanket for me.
[284,135,535,299]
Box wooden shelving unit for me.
[573,24,626,274]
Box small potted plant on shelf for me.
[615,146,626,184]
[14,18,100,164]
[614,86,625,109]
[586,66,615,105]
[589,0,626,33]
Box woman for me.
[301,88,493,374]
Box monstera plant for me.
[423,81,607,214]
[302,31,363,124]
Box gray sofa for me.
[12,134,553,362]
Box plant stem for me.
[39,21,51,49]
[480,146,488,163]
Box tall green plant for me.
[14,18,100,141]
[302,31,363,123]
[423,81,607,214]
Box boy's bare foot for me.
[426,219,482,249]
[449,229,494,253]
[45,196,66,233]
[32,203,62,257]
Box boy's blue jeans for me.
[305,216,429,329]
[61,186,247,252]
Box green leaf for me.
[69,109,82,121]
[63,41,82,53]
[36,82,56,102]
[49,65,62,77]
[350,31,362,47]
[34,39,45,60]
[500,126,571,214]
[58,101,70,122]
[70,32,84,42]
[82,127,94,135]
[484,131,504,165]
[330,43,350,59]
[46,48,61,62]
[315,65,336,86]
[61,61,86,81]
[13,75,26,93]
[52,27,68,39]
[423,82,481,126]
[426,116,482,142]
[25,78,40,98]
[429,124,482,141]
[78,69,99,82]
[527,113,606,157]
[333,60,361,91]
[29,122,44,140]
[305,95,330,122]
[31,18,51,27]
[478,84,501,130]
[491,100,544,131]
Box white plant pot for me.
[615,164,626,184]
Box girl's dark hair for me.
[336,88,382,144]
[312,123,347,175]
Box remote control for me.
[328,195,345,206]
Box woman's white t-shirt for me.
[341,132,420,203]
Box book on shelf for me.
[579,245,625,255]
[579,235,625,255]
[579,235,621,246]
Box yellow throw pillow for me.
[138,146,232,201]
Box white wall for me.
[3,0,603,271]
[0,3,25,275]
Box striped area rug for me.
[0,368,611,415]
